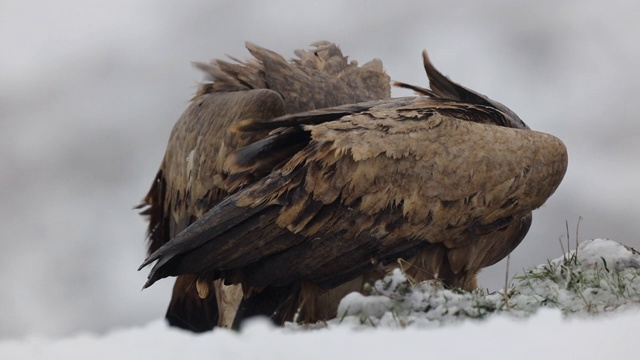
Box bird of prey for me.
[138,42,391,331]
[139,42,568,332]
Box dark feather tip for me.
[141,278,154,290]
[141,263,163,289]
[392,81,437,97]
[138,256,157,271]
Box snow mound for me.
[322,238,640,329]
[574,238,640,270]
[511,238,640,314]
[332,269,498,329]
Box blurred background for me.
[1,0,638,339]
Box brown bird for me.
[138,41,391,331]
[139,43,568,331]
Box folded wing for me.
[142,96,567,291]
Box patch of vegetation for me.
[323,239,640,329]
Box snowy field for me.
[2,239,639,359]
[2,0,640,347]
[2,311,638,360]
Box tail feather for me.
[165,275,218,332]
[231,284,299,330]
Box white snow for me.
[2,310,637,360]
[575,239,640,271]
[2,239,639,359]
[327,238,640,330]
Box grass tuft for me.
[313,238,640,330]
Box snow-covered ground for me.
[2,311,638,360]
[332,239,640,328]
[2,239,639,359]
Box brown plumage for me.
[138,42,391,331]
[139,43,568,331]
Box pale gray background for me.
[2,0,638,338]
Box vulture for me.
[138,42,568,332]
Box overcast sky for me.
[2,0,639,339]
